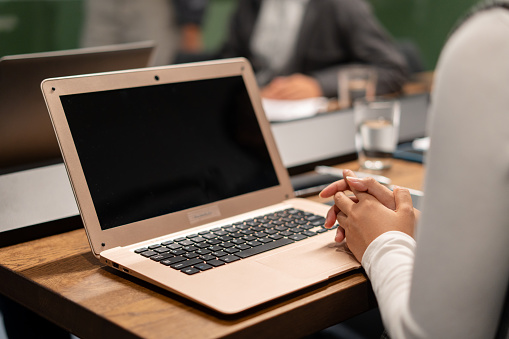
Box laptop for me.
[0,41,155,170]
[41,58,360,314]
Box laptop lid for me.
[41,58,295,257]
[0,41,155,171]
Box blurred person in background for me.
[219,0,408,100]
[81,0,208,65]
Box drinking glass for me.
[354,98,400,170]
[338,66,377,108]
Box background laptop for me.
[0,41,155,171]
[41,58,359,315]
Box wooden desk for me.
[0,159,424,339]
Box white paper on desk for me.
[262,97,329,122]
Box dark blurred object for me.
[0,295,71,339]
[396,39,426,75]
[291,172,341,197]
[0,42,154,172]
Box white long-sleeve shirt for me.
[362,8,509,338]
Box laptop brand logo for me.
[187,205,221,224]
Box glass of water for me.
[338,66,377,108]
[354,98,400,170]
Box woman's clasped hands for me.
[319,169,418,262]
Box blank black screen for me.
[61,76,279,230]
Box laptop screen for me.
[60,75,279,230]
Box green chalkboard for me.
[367,0,480,70]
[0,0,83,57]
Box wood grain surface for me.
[0,159,424,338]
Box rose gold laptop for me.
[41,58,359,314]
[0,41,154,170]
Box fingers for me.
[393,186,414,214]
[319,179,349,198]
[319,169,356,198]
[334,224,346,243]
[324,205,339,228]
[346,176,397,210]
[333,191,354,216]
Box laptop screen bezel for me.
[42,58,295,256]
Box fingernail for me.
[346,176,361,183]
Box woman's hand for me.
[320,169,400,243]
[319,169,420,261]
[333,186,415,261]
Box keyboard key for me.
[170,259,203,270]
[246,240,262,247]
[303,231,317,237]
[207,259,226,267]
[171,258,203,270]
[181,267,200,275]
[140,250,158,257]
[167,243,182,250]
[220,242,235,248]
[225,247,240,254]
[134,247,148,254]
[148,244,161,250]
[160,256,187,266]
[200,254,216,261]
[180,240,194,246]
[154,247,170,253]
[289,234,307,241]
[221,255,240,263]
[186,233,198,238]
[237,238,294,259]
[195,263,213,271]
[169,249,186,256]
[194,242,210,249]
[185,252,200,259]
[196,249,211,255]
[174,237,186,242]
[218,236,233,242]
[191,236,207,243]
[269,234,283,240]
[235,244,252,250]
[150,253,174,262]
[258,237,273,243]
[212,251,228,257]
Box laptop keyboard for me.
[134,208,337,275]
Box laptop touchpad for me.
[256,240,356,279]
